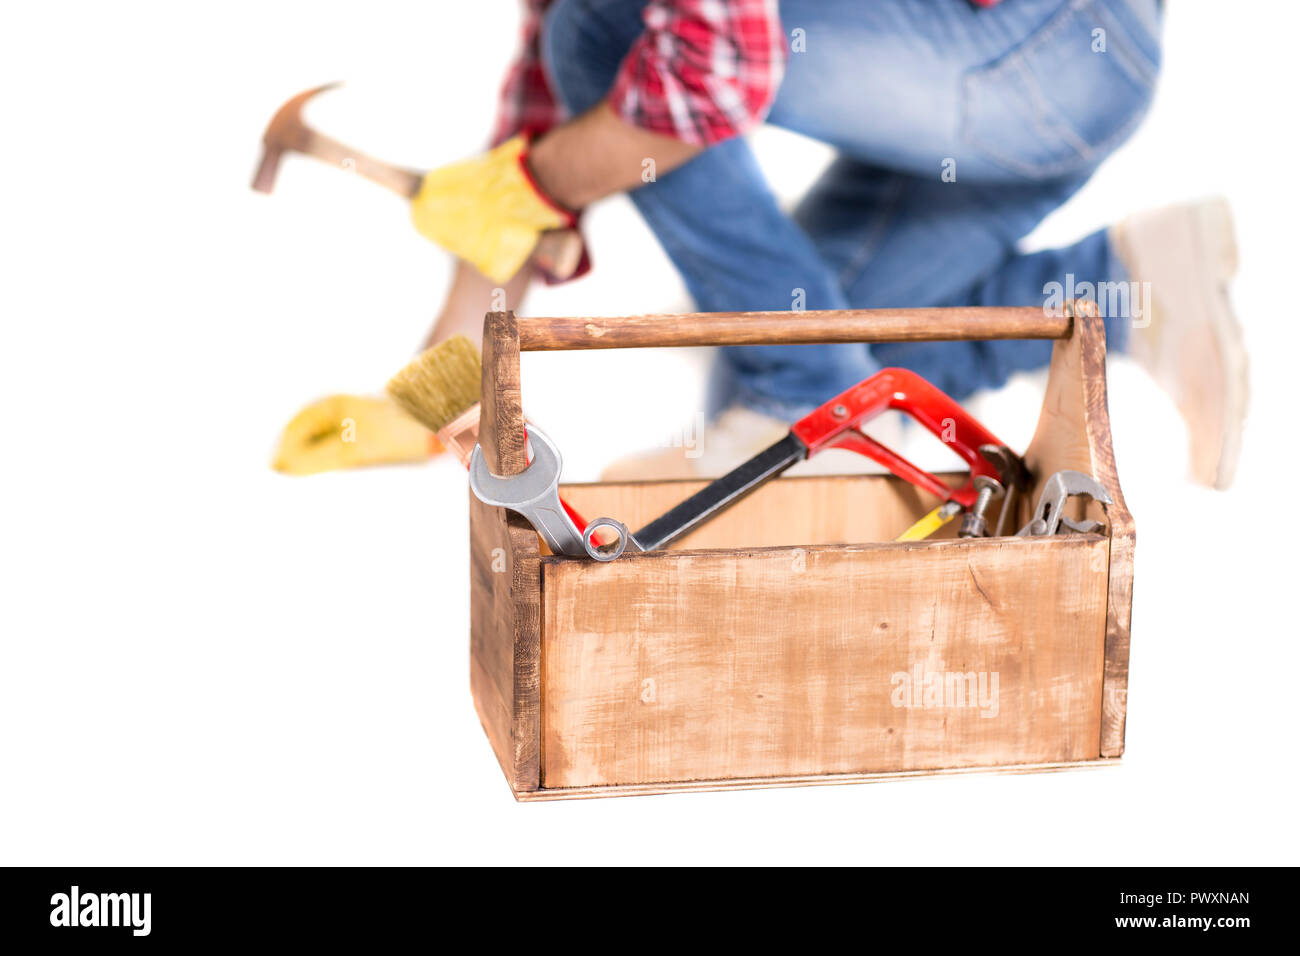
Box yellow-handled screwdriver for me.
[894,501,962,541]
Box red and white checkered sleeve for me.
[490,0,565,147]
[607,0,786,147]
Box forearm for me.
[527,100,702,209]
[421,259,532,351]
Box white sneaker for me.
[1110,198,1249,489]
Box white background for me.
[2,1,1296,864]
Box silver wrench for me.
[1016,469,1113,537]
[469,426,616,558]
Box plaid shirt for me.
[492,0,1002,148]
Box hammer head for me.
[260,82,341,148]
[468,426,563,511]
[252,83,343,194]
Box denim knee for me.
[541,0,643,116]
[960,0,1162,181]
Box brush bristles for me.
[385,334,482,433]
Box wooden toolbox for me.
[469,302,1134,800]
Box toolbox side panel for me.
[469,490,542,793]
[1021,308,1135,758]
[469,309,544,795]
[540,536,1108,789]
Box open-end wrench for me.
[469,426,615,557]
[583,368,1009,561]
[1016,470,1113,537]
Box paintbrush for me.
[386,335,485,466]
[386,335,596,538]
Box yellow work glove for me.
[272,394,438,476]
[410,135,575,284]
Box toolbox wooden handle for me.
[516,306,1070,351]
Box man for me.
[284,0,1246,488]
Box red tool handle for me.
[789,368,1005,508]
[560,498,590,533]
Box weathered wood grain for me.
[478,312,527,477]
[540,535,1109,789]
[517,307,1070,351]
[468,311,541,792]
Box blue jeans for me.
[543,0,1164,418]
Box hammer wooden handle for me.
[516,306,1071,351]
